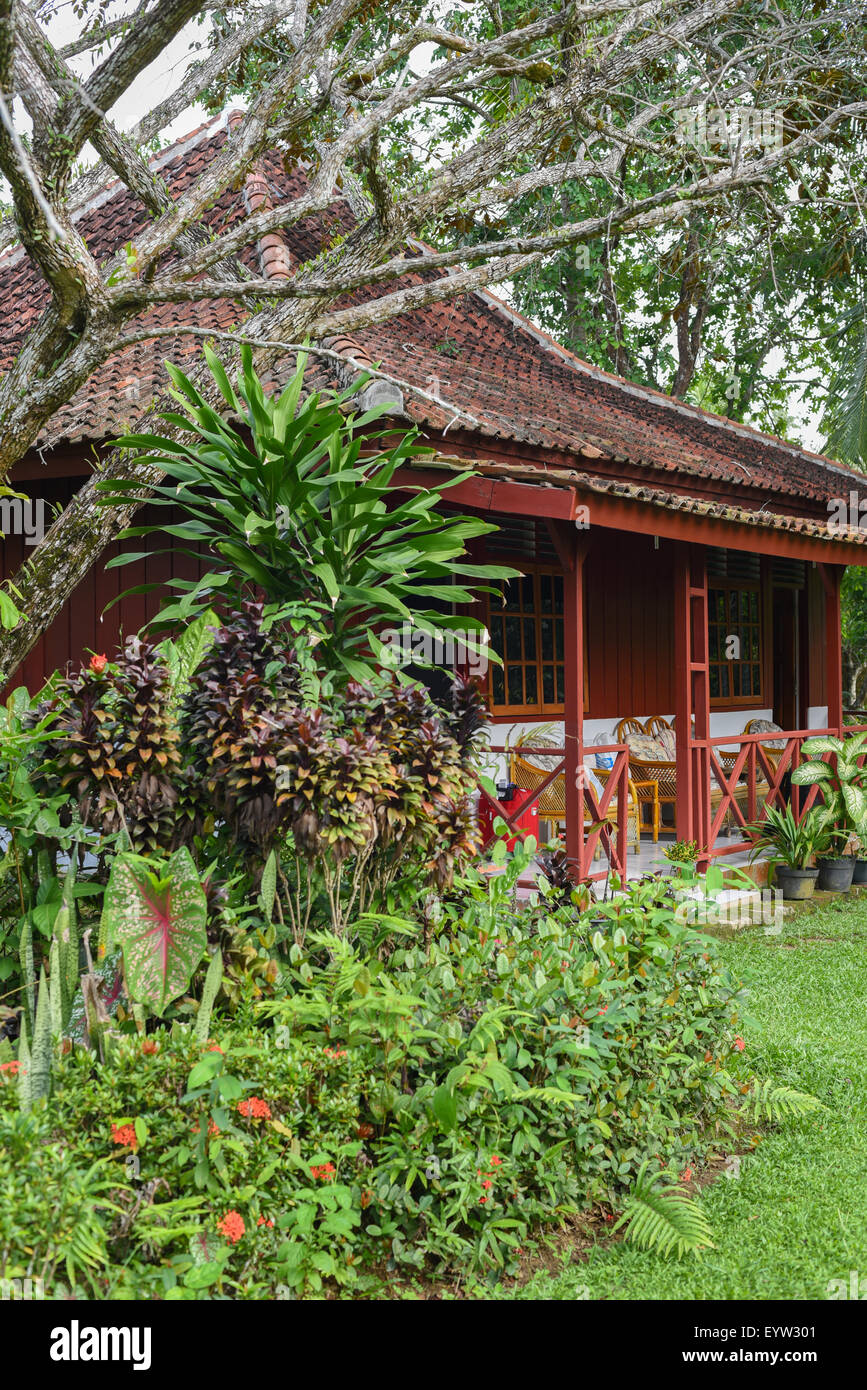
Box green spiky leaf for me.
[30,968,52,1103]
[193,950,224,1044]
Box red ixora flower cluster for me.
[323,1047,348,1060]
[192,1119,220,1138]
[257,1215,275,1229]
[89,653,107,674]
[217,1211,245,1244]
[732,1036,746,1052]
[310,1162,336,1181]
[477,1154,502,1204]
[110,1123,137,1151]
[680,1165,695,1183]
[237,1097,272,1121]
[141,1038,159,1056]
[0,1060,20,1076]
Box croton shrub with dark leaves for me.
[29,601,487,942]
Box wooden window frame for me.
[707,580,765,707]
[485,566,587,719]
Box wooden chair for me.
[509,751,641,857]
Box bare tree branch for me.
[0,0,865,677]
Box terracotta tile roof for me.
[1,113,862,525]
[420,452,867,549]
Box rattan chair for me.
[508,751,641,857]
[614,717,672,839]
[615,715,768,836]
[742,717,786,775]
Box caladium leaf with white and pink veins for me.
[104,848,207,1014]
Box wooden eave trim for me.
[393,466,867,565]
[416,425,848,519]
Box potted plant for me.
[790,733,867,891]
[747,805,834,899]
[662,839,700,866]
[851,828,867,885]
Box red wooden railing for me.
[695,724,867,863]
[475,742,631,883]
[477,724,867,878]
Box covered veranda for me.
[396,454,867,884]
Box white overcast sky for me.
[30,0,215,150]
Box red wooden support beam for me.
[673,544,693,845]
[823,563,844,732]
[563,534,585,878]
[690,549,711,864]
[544,518,578,572]
[672,545,711,859]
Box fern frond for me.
[614,1162,714,1258]
[743,1078,826,1123]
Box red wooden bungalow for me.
[3,111,867,880]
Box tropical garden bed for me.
[0,354,833,1300]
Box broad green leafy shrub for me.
[1,852,749,1292]
[100,346,509,683]
[0,1030,369,1298]
[0,1108,124,1293]
[262,861,748,1274]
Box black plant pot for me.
[816,857,856,893]
[852,858,867,886]
[773,866,818,901]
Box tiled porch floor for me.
[517,827,761,885]
[619,830,756,878]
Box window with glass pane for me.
[487,570,568,714]
[707,584,763,705]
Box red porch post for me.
[673,544,711,859]
[822,563,844,733]
[563,534,586,878]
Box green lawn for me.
[498,895,867,1300]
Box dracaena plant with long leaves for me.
[100,345,513,684]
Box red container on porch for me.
[478,782,539,851]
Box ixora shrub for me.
[0,1108,123,1295]
[0,893,740,1296]
[260,875,746,1274]
[0,1029,368,1299]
